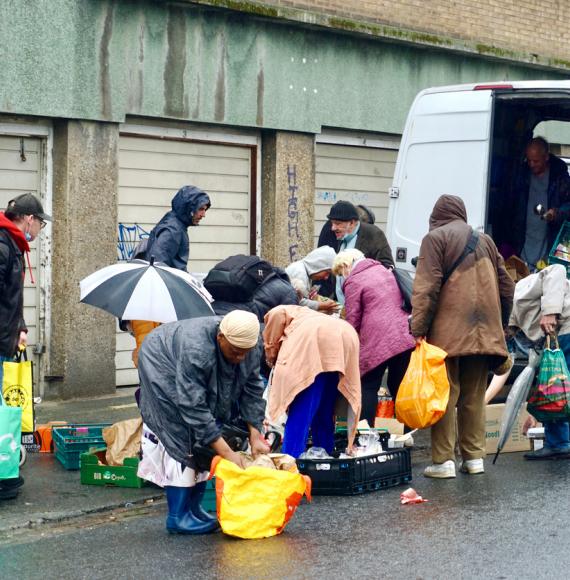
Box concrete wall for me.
[49,121,118,400]
[261,131,315,267]
[0,1,567,134]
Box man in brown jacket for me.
[411,195,514,478]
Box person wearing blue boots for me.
[509,264,570,459]
[137,310,269,534]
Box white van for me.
[386,80,570,270]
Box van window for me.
[486,92,570,264]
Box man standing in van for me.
[511,137,570,271]
[411,195,514,479]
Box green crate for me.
[548,221,570,275]
[53,423,111,470]
[80,448,145,488]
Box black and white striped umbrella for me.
[79,259,214,323]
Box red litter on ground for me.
[400,487,428,505]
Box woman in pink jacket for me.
[333,250,415,427]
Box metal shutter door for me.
[116,135,253,387]
[0,136,42,390]
[315,143,398,244]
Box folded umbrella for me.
[492,348,542,465]
[80,259,214,323]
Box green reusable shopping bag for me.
[527,336,570,422]
[0,393,22,480]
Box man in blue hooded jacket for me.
[129,185,211,365]
[146,185,211,271]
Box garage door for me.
[0,136,43,392]
[315,143,398,243]
[116,135,254,386]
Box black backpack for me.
[204,255,276,302]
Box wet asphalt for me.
[2,449,570,580]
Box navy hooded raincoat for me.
[146,185,211,271]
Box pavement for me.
[0,387,432,535]
[0,387,164,534]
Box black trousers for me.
[360,349,413,427]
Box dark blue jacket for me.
[146,185,210,271]
[509,155,570,255]
[212,268,298,322]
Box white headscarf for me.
[219,310,260,349]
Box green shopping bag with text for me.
[0,394,22,480]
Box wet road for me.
[2,452,570,579]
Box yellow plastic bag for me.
[210,456,311,539]
[395,340,450,429]
[2,353,34,433]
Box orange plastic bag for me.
[395,340,450,429]
[210,456,311,539]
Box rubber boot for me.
[165,486,218,535]
[188,481,218,524]
[0,476,24,500]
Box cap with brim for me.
[7,193,52,221]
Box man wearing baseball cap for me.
[0,193,51,500]
[326,200,394,303]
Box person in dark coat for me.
[325,200,394,304]
[504,137,570,269]
[411,195,514,479]
[129,185,211,364]
[317,204,377,299]
[137,311,268,535]
[146,185,211,271]
[0,194,51,501]
[212,267,298,322]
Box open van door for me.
[387,88,494,270]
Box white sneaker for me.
[459,458,485,474]
[423,460,456,479]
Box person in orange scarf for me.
[263,305,361,458]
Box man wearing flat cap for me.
[326,200,394,303]
[137,310,268,535]
[0,193,51,501]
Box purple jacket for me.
[343,259,415,376]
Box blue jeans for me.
[545,334,570,451]
[282,372,339,459]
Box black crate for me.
[297,448,412,495]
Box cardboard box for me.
[374,417,405,435]
[485,403,538,455]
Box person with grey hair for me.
[508,137,570,271]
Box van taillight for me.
[473,84,513,91]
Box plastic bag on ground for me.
[210,456,311,539]
[395,340,450,429]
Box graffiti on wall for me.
[117,223,150,261]
[287,165,301,261]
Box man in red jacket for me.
[0,193,51,500]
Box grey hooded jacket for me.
[137,316,266,467]
[146,185,211,271]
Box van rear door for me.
[387,88,493,269]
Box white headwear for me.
[219,310,260,349]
